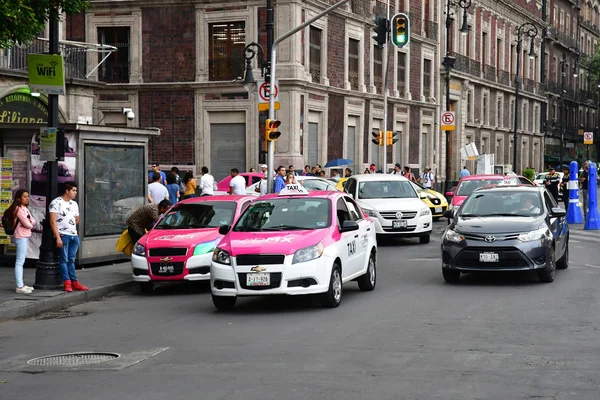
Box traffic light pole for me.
[382,0,390,172]
[267,0,351,192]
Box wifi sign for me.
[35,60,58,77]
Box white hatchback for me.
[343,174,433,243]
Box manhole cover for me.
[27,352,120,367]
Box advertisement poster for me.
[39,127,57,161]
[0,158,13,245]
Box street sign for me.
[257,80,280,111]
[584,131,594,145]
[441,111,456,130]
[27,54,66,95]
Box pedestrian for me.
[421,167,434,189]
[544,166,561,202]
[171,166,185,195]
[319,170,326,177]
[344,168,352,177]
[229,168,247,195]
[274,166,286,193]
[561,166,570,211]
[5,189,36,294]
[199,166,216,196]
[392,163,402,175]
[364,168,371,174]
[403,166,416,182]
[289,165,299,176]
[249,167,256,172]
[165,173,180,205]
[260,164,268,175]
[369,164,376,173]
[579,161,590,216]
[257,173,268,196]
[459,166,471,178]
[182,171,197,199]
[148,163,167,185]
[303,165,312,176]
[49,182,88,292]
[126,200,171,245]
[331,169,341,181]
[285,172,297,185]
[148,172,169,203]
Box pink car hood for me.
[142,228,222,248]
[220,229,330,257]
[452,195,468,208]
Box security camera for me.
[122,108,135,120]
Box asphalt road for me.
[2,220,600,400]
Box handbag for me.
[115,229,134,257]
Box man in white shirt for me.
[229,168,247,195]
[199,166,216,196]
[421,167,434,189]
[148,172,169,203]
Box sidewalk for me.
[0,262,133,322]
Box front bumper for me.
[210,254,334,297]
[131,252,213,282]
[371,214,433,236]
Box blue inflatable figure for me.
[566,161,583,224]
[584,162,600,230]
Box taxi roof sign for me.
[279,183,309,195]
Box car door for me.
[336,197,361,279]
[543,191,566,258]
[343,196,372,275]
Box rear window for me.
[456,178,514,196]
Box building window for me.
[497,97,503,128]
[482,32,488,66]
[481,137,488,154]
[496,38,502,72]
[309,26,322,83]
[423,59,432,99]
[374,46,383,93]
[483,93,488,125]
[208,22,245,81]
[397,52,407,96]
[348,38,359,90]
[466,90,473,122]
[509,99,514,127]
[496,138,504,164]
[97,27,130,83]
[510,44,515,76]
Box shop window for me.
[97,27,130,83]
[208,21,246,81]
[83,144,145,237]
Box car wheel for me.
[139,282,154,293]
[212,295,237,311]
[556,242,569,270]
[322,263,343,308]
[357,252,376,291]
[420,234,431,244]
[538,247,556,283]
[442,268,460,283]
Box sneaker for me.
[24,285,34,291]
[16,286,32,294]
[63,280,73,292]
[71,281,89,291]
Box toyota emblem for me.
[395,212,403,219]
[484,235,496,243]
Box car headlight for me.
[292,243,324,264]
[419,207,431,216]
[363,208,378,217]
[212,248,231,265]
[518,227,547,242]
[444,229,464,243]
[132,242,146,257]
[193,239,220,256]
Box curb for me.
[0,280,134,323]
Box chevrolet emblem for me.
[250,265,266,272]
[160,257,173,262]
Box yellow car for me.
[410,181,448,220]
[336,177,349,191]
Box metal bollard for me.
[566,161,583,224]
[584,162,600,230]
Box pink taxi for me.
[210,187,378,310]
[216,172,264,192]
[446,174,535,210]
[131,195,255,292]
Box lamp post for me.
[512,23,538,175]
[443,0,470,194]
[585,60,600,160]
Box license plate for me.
[434,207,442,213]
[246,273,270,286]
[392,220,407,228]
[479,252,499,262]
[158,265,175,273]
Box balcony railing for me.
[209,56,245,82]
[524,78,536,93]
[498,70,510,86]
[580,19,600,36]
[451,53,481,77]
[98,60,129,83]
[483,65,496,83]
[423,21,438,41]
[348,73,359,91]
[0,37,88,79]
[552,29,578,50]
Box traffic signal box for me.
[371,130,383,146]
[372,16,389,49]
[386,131,399,146]
[391,13,410,48]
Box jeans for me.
[582,189,588,216]
[13,237,28,288]
[59,234,80,282]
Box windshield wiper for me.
[261,225,307,231]
[460,213,481,217]
[233,227,261,232]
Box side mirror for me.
[550,207,566,218]
[340,220,359,233]
[445,191,453,197]
[218,225,231,235]
[444,210,454,219]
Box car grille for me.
[462,233,520,242]
[238,272,283,290]
[236,254,285,265]
[379,211,418,220]
[150,262,185,276]
[149,248,188,257]
[453,248,530,268]
[382,226,417,232]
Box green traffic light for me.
[397,34,406,43]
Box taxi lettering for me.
[153,234,197,241]
[347,240,356,256]
[241,237,293,243]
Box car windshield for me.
[358,181,417,199]
[459,191,543,217]
[456,178,516,196]
[233,198,331,231]
[155,202,236,229]
[410,181,425,191]
[535,174,547,180]
[298,179,337,191]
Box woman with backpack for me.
[3,189,36,294]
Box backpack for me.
[1,212,17,236]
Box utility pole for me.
[265,0,274,192]
[560,54,566,169]
[34,7,61,289]
[382,0,391,172]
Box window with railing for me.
[98,27,130,83]
[397,51,406,95]
[374,46,383,93]
[348,38,359,90]
[423,59,432,99]
[208,22,245,81]
[309,26,322,83]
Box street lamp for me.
[512,22,538,175]
[241,42,268,92]
[443,0,471,194]
[585,59,600,160]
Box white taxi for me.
[343,174,433,243]
[210,185,378,310]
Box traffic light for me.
[265,119,281,142]
[371,130,383,146]
[391,13,410,48]
[386,131,399,146]
[373,16,389,49]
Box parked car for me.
[216,172,265,192]
[409,181,449,221]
